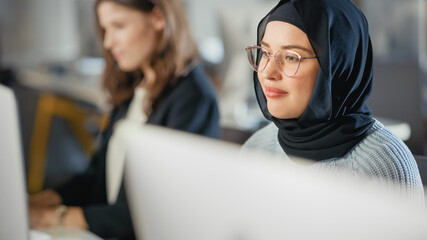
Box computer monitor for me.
[0,85,101,240]
[0,85,30,240]
[124,123,427,240]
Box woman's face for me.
[258,21,320,119]
[97,1,164,71]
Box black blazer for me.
[55,64,220,240]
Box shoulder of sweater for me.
[347,120,424,202]
[352,119,413,160]
[343,119,420,182]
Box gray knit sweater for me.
[241,119,425,203]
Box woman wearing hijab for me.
[29,0,220,239]
[242,0,424,202]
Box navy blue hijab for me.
[254,0,375,160]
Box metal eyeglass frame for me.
[245,45,317,77]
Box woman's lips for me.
[112,51,121,60]
[264,85,288,98]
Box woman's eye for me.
[112,22,125,29]
[285,55,299,63]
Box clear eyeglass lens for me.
[275,50,300,76]
[246,47,263,72]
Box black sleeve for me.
[54,103,134,239]
[55,105,128,206]
[55,145,107,206]
[82,183,135,240]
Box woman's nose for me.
[261,57,282,80]
[103,31,113,49]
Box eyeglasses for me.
[245,45,317,77]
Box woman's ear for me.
[151,6,166,31]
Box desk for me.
[18,67,107,110]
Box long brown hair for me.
[95,0,199,114]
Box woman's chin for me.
[117,63,139,72]
[267,107,299,119]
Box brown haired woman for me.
[29,0,220,239]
